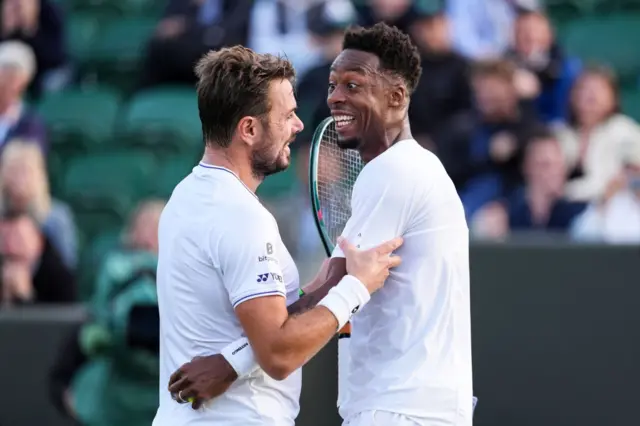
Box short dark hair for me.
[195,46,296,147]
[471,59,516,82]
[342,22,422,94]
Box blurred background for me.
[0,0,638,425]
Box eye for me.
[347,82,358,90]
[328,82,336,93]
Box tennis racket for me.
[308,116,364,408]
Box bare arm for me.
[235,258,349,380]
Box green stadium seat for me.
[63,0,166,17]
[61,152,156,237]
[561,15,640,83]
[621,90,640,121]
[37,87,121,164]
[118,87,202,158]
[78,229,123,300]
[66,13,101,62]
[82,18,156,92]
[155,156,197,198]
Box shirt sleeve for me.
[216,210,287,309]
[331,164,415,259]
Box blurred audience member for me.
[447,0,541,60]
[472,129,585,239]
[248,0,321,78]
[457,60,541,219]
[0,0,69,96]
[139,0,252,89]
[554,66,640,202]
[0,41,47,153]
[0,141,76,269]
[408,9,472,151]
[355,0,416,34]
[506,10,581,123]
[572,161,640,244]
[298,0,356,137]
[50,199,164,426]
[0,211,75,306]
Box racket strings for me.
[316,122,364,245]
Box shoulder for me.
[603,113,640,133]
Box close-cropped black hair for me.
[342,22,422,94]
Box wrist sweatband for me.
[318,275,370,331]
[221,337,260,378]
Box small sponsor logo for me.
[351,305,360,314]
[232,342,249,355]
[266,243,273,255]
[258,255,278,263]
[269,272,283,283]
[257,273,269,282]
[256,272,283,283]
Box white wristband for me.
[221,337,260,378]
[318,275,370,331]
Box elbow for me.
[258,349,299,381]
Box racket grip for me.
[337,322,351,408]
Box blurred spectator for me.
[0,141,76,269]
[472,129,586,239]
[554,66,640,202]
[506,10,581,123]
[447,0,540,60]
[571,161,640,244]
[456,59,541,219]
[408,9,472,151]
[0,211,76,306]
[247,0,321,78]
[354,0,416,34]
[139,0,252,89]
[50,199,164,426]
[0,0,69,96]
[0,41,47,153]
[297,0,356,136]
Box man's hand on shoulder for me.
[169,354,239,409]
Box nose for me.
[293,112,304,134]
[327,86,346,109]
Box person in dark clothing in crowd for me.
[506,10,581,124]
[297,0,356,142]
[407,9,473,152]
[0,0,69,96]
[456,59,542,219]
[0,211,75,305]
[138,0,253,89]
[354,0,418,35]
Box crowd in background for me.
[0,0,638,424]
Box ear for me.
[388,84,408,109]
[236,116,262,147]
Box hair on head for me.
[342,22,422,93]
[195,46,296,148]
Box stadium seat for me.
[155,156,198,198]
[62,0,166,17]
[621,89,640,121]
[61,152,156,237]
[561,14,640,83]
[81,18,156,92]
[117,87,202,158]
[256,154,299,200]
[66,13,101,62]
[37,87,121,164]
[79,229,123,300]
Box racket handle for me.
[337,322,351,408]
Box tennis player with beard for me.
[168,23,475,426]
[152,46,403,426]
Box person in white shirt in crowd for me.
[171,23,475,426]
[152,45,402,426]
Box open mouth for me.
[333,114,356,133]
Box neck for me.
[526,186,558,224]
[201,145,262,192]
[360,120,412,163]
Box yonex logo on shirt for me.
[257,273,269,282]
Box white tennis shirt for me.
[153,163,301,426]
[332,139,473,425]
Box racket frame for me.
[308,116,337,257]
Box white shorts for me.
[342,410,429,426]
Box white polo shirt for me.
[153,163,301,426]
[333,140,473,425]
